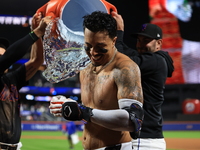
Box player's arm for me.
[50,60,144,138]
[0,13,50,74]
[25,13,52,81]
[112,11,139,58]
[88,60,144,138]
[25,38,43,81]
[115,60,143,102]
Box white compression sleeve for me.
[91,109,132,131]
[118,99,143,109]
[90,99,140,131]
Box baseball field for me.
[20,131,200,150]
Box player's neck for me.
[93,48,117,74]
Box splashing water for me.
[42,18,91,83]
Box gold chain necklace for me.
[93,48,117,74]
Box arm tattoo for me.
[114,65,143,103]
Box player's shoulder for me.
[115,51,138,68]
[113,52,141,81]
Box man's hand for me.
[31,12,43,31]
[111,11,124,31]
[33,14,52,38]
[49,95,68,117]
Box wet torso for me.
[80,53,132,149]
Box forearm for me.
[0,32,39,73]
[29,38,44,64]
[116,31,137,56]
[0,15,51,74]
[116,31,140,64]
[25,38,44,81]
[116,30,128,53]
[52,96,144,139]
[58,99,133,131]
[91,109,134,131]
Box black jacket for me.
[0,33,37,143]
[116,31,174,138]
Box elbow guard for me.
[119,99,144,139]
[126,103,144,139]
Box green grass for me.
[21,131,63,136]
[21,139,71,150]
[163,131,200,138]
[21,131,83,150]
[20,131,200,150]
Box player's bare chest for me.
[81,74,118,108]
[82,74,114,90]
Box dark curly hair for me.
[83,11,117,39]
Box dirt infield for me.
[21,135,200,150]
[21,135,67,139]
[166,138,200,150]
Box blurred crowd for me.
[20,102,65,121]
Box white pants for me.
[182,39,200,83]
[0,141,22,150]
[132,138,166,150]
[84,141,133,150]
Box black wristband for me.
[29,31,39,41]
[78,104,93,122]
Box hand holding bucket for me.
[36,0,117,83]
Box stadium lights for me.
[20,86,81,95]
[0,15,32,26]
[26,94,34,100]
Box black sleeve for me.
[116,30,138,57]
[6,64,28,90]
[116,30,144,66]
[0,32,39,74]
[116,30,158,71]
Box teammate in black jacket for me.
[0,13,51,150]
[112,11,174,150]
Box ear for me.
[157,39,162,45]
[156,39,162,49]
[112,36,117,46]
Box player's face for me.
[84,28,116,66]
[136,35,160,54]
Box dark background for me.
[107,0,150,49]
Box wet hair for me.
[83,11,117,39]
